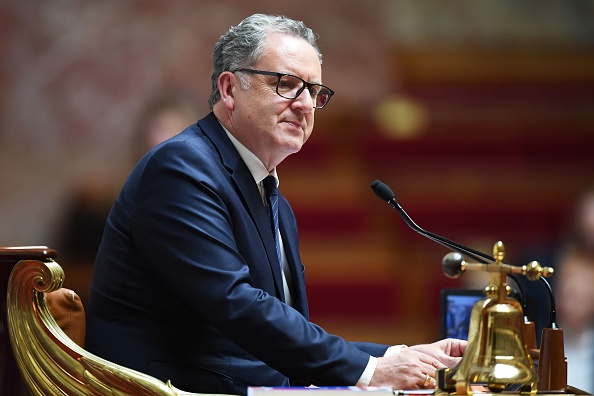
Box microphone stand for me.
[371,179,567,393]
[370,180,529,310]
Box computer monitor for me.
[439,288,484,340]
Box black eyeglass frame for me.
[233,68,334,109]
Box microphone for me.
[371,179,494,265]
[370,179,558,326]
[371,179,534,317]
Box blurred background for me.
[2,0,594,347]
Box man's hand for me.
[369,339,466,390]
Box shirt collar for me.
[219,122,278,186]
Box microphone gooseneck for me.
[372,179,492,265]
[371,179,536,318]
[539,276,557,328]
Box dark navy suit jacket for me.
[85,113,389,395]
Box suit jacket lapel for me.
[197,114,286,301]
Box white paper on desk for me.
[248,386,394,396]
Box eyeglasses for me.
[233,68,334,109]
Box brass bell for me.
[437,241,553,395]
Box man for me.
[85,13,465,395]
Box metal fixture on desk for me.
[436,241,554,395]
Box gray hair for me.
[208,14,322,109]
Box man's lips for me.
[282,119,304,130]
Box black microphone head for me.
[371,180,395,203]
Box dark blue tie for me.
[263,176,282,273]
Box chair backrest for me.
[1,246,57,396]
[2,246,208,396]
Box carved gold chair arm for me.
[7,258,217,396]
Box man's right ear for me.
[217,71,236,110]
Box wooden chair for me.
[0,246,213,395]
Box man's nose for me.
[292,88,315,112]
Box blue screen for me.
[444,294,482,340]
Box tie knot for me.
[263,175,278,194]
